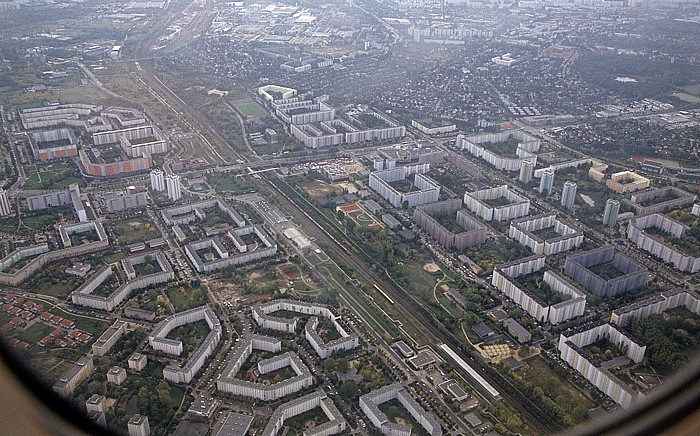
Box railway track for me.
[262,175,560,434]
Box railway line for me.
[125,9,559,430]
[262,174,560,434]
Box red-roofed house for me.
[13,297,24,306]
[8,338,20,346]
[50,315,62,325]
[20,310,34,320]
[19,341,30,349]
[2,303,12,313]
[40,312,53,322]
[31,304,44,314]
[59,319,75,329]
[79,333,91,343]
[1,323,13,332]
[50,328,63,338]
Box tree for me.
[338,381,359,400]
[337,359,349,372]
[322,358,337,372]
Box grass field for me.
[522,355,596,422]
[231,98,266,118]
[681,85,700,96]
[48,306,109,336]
[17,207,74,232]
[19,322,55,344]
[212,173,254,194]
[671,92,700,103]
[109,218,160,245]
[166,284,208,312]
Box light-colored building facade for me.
[509,213,583,255]
[463,185,530,222]
[539,170,554,196]
[107,366,127,385]
[166,174,182,201]
[456,130,540,172]
[603,199,621,227]
[0,221,109,287]
[262,390,346,436]
[184,225,277,273]
[564,246,648,298]
[360,383,441,436]
[611,289,700,328]
[558,324,645,409]
[92,321,126,356]
[72,250,174,311]
[519,159,534,184]
[217,338,313,401]
[413,199,487,250]
[624,186,696,215]
[606,171,650,194]
[627,213,700,273]
[53,356,94,397]
[368,164,440,208]
[492,255,586,325]
[128,353,148,372]
[150,169,165,192]
[561,181,577,209]
[149,305,222,384]
[128,415,150,436]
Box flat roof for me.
[408,351,435,369]
[216,412,254,436]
